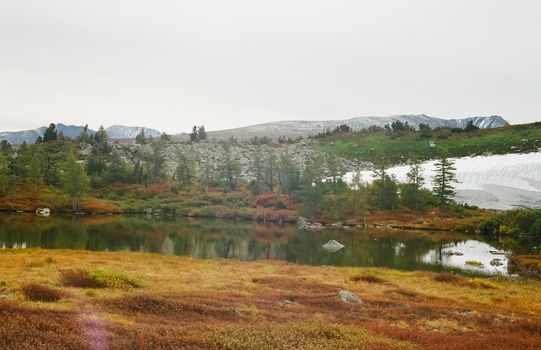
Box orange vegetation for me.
[1,249,541,349]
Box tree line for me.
[0,122,459,217]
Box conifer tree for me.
[175,151,196,188]
[28,151,44,192]
[402,160,425,210]
[61,150,90,210]
[432,157,457,205]
[0,152,13,195]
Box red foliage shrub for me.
[59,269,105,288]
[256,193,276,208]
[21,283,64,302]
[350,275,385,284]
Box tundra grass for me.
[1,249,541,349]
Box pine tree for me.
[198,162,215,193]
[61,150,90,210]
[348,173,369,220]
[175,151,195,188]
[264,149,277,191]
[370,160,398,210]
[28,151,44,192]
[432,157,457,205]
[219,151,241,191]
[93,126,110,154]
[14,142,31,181]
[197,125,207,141]
[278,151,300,194]
[0,152,13,195]
[135,129,147,145]
[403,160,425,210]
[249,145,264,194]
[132,161,145,184]
[149,139,166,184]
[189,126,198,143]
[43,123,58,142]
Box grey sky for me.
[1,0,540,133]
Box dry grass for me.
[2,249,541,349]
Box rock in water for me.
[322,240,345,253]
[490,259,504,267]
[338,290,362,304]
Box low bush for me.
[21,283,64,302]
[350,275,385,284]
[60,268,142,289]
[60,268,105,288]
[89,269,144,289]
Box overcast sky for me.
[1,0,540,133]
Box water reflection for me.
[0,214,529,275]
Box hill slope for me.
[206,115,508,140]
[316,122,541,165]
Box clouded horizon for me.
[1,0,540,133]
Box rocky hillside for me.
[111,139,369,180]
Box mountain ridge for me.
[205,115,509,140]
[0,123,161,144]
[0,115,509,144]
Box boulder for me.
[338,290,362,304]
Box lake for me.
[0,214,533,276]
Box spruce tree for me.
[175,151,195,188]
[197,125,207,141]
[135,129,147,145]
[403,160,425,210]
[249,145,264,194]
[432,157,457,205]
[28,151,44,192]
[0,152,13,195]
[61,150,90,210]
[43,123,58,142]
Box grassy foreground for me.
[1,250,541,349]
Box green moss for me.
[88,269,143,289]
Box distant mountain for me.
[0,115,509,144]
[0,124,161,144]
[205,115,509,140]
[0,123,89,145]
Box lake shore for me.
[2,249,541,349]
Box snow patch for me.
[343,152,541,210]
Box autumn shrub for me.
[256,193,276,208]
[350,275,385,284]
[21,283,64,302]
[60,268,106,288]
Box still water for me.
[0,214,530,276]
